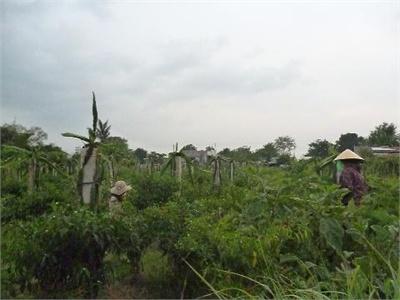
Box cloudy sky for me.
[1,0,399,155]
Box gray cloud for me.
[1,1,398,155]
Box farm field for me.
[1,117,399,299]
[3,2,399,299]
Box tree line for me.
[1,121,398,166]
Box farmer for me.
[109,180,132,214]
[334,149,367,206]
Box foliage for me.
[2,203,143,299]
[227,146,252,162]
[274,136,296,154]
[2,120,399,299]
[100,136,134,166]
[253,142,278,162]
[307,139,334,158]
[181,144,197,151]
[133,148,147,163]
[335,133,365,152]
[1,175,75,224]
[364,156,399,178]
[96,119,111,142]
[131,174,179,210]
[1,123,48,148]
[368,122,400,146]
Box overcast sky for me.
[1,0,399,156]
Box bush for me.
[364,156,399,177]
[1,177,75,224]
[131,174,179,210]
[1,204,142,299]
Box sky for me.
[1,0,399,156]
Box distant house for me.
[182,149,217,164]
[355,146,400,157]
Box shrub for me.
[1,204,142,299]
[131,174,179,209]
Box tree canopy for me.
[335,133,365,152]
[368,122,399,147]
[274,136,296,155]
[307,139,334,158]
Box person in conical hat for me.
[334,149,367,206]
[333,149,364,184]
[109,180,132,214]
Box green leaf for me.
[37,156,67,177]
[319,217,344,252]
[1,145,32,155]
[318,154,337,170]
[161,158,173,175]
[92,91,98,133]
[62,133,90,143]
[279,254,299,263]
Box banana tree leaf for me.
[0,156,29,168]
[319,217,344,252]
[161,158,173,175]
[38,156,68,177]
[181,155,194,184]
[92,91,98,133]
[318,154,337,170]
[1,145,32,155]
[62,133,91,143]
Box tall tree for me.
[335,133,365,152]
[182,144,197,151]
[96,119,111,142]
[230,146,252,162]
[134,148,148,164]
[368,122,400,146]
[274,136,296,155]
[253,143,278,161]
[306,139,334,158]
[1,123,47,148]
[218,148,231,157]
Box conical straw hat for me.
[334,149,364,161]
[110,180,132,195]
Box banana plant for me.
[209,155,228,188]
[317,154,337,177]
[227,158,235,183]
[161,143,193,183]
[1,145,66,194]
[62,92,101,207]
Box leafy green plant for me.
[2,203,143,299]
[62,92,101,207]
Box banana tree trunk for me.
[27,158,37,194]
[80,147,99,206]
[175,156,182,182]
[104,158,115,186]
[230,161,234,183]
[213,159,221,187]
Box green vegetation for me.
[1,117,399,299]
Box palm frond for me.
[62,133,91,143]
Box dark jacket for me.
[339,163,367,205]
